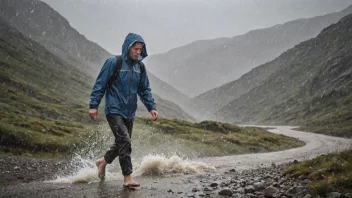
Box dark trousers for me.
[104,114,134,176]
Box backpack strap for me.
[139,61,145,75]
[107,55,146,88]
[107,55,123,88]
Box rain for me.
[0,0,352,197]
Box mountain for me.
[190,4,352,119]
[147,72,191,111]
[214,14,352,137]
[0,0,193,120]
[0,0,110,76]
[0,17,94,151]
[146,4,352,97]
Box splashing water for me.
[134,155,215,176]
[48,122,215,184]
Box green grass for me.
[283,149,352,196]
[134,118,305,157]
[296,108,352,138]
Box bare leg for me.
[124,175,140,187]
[96,157,107,180]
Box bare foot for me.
[123,175,140,187]
[95,157,107,180]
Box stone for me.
[327,192,342,198]
[191,188,198,192]
[303,194,312,198]
[244,185,255,194]
[263,186,279,197]
[302,179,310,184]
[295,186,306,193]
[210,182,218,187]
[218,188,233,196]
[204,187,212,191]
[254,182,265,191]
[287,187,296,194]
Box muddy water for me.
[0,126,351,198]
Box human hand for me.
[89,109,98,120]
[150,110,158,121]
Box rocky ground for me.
[173,163,352,198]
[1,155,351,198]
[0,155,70,186]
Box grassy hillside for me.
[133,118,305,157]
[284,150,352,196]
[0,18,93,155]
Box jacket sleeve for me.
[137,66,157,112]
[89,58,115,109]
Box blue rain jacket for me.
[89,33,156,119]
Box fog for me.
[41,0,352,55]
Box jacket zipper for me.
[129,64,134,97]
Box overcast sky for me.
[42,0,352,55]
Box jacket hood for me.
[122,33,148,62]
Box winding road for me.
[0,126,351,198]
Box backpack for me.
[106,55,145,88]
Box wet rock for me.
[254,182,265,191]
[233,187,244,194]
[246,193,256,198]
[326,192,343,198]
[220,181,228,187]
[303,194,312,198]
[218,188,233,196]
[264,186,279,197]
[302,179,310,184]
[272,192,282,198]
[203,187,212,191]
[287,187,296,194]
[292,191,306,198]
[244,185,255,193]
[14,166,21,171]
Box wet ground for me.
[0,126,351,198]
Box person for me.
[88,33,158,187]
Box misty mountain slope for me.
[0,0,193,120]
[0,17,95,151]
[136,95,195,122]
[146,4,352,97]
[0,0,111,76]
[190,4,352,119]
[147,72,191,110]
[214,14,352,137]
